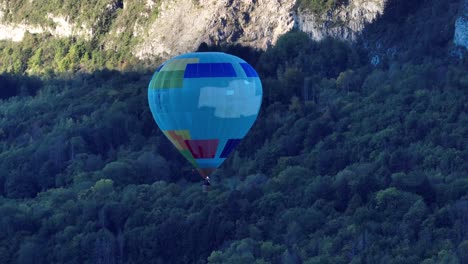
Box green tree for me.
[27,48,43,73]
[17,241,45,264]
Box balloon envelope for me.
[148,52,262,178]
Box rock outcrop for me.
[454,0,468,49]
[134,0,387,59]
[0,0,386,58]
[3,0,454,60]
[296,0,386,41]
[0,23,44,42]
[134,0,296,59]
[0,3,91,41]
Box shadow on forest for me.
[0,43,265,199]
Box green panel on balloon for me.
[148,58,201,89]
[179,149,197,167]
[148,52,263,179]
[151,70,185,89]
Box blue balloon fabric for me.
[148,52,262,178]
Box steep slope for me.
[134,0,295,59]
[0,0,388,59]
[2,0,466,60]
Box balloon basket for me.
[202,184,211,192]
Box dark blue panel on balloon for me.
[184,63,237,78]
[220,139,242,158]
[240,63,258,77]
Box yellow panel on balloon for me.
[162,130,198,166]
[161,58,200,71]
[162,130,191,150]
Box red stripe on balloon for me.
[184,139,219,159]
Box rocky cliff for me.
[0,0,463,59]
[296,0,386,41]
[134,0,296,59]
[0,0,387,59]
[135,0,386,59]
[0,7,91,41]
[0,16,90,41]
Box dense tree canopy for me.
[0,0,467,263]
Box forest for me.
[0,0,467,263]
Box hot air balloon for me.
[148,52,262,184]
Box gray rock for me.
[296,0,387,42]
[454,0,468,49]
[134,0,296,59]
[135,0,387,59]
[371,55,380,66]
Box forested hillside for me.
[0,0,467,263]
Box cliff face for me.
[296,0,386,41]
[0,0,462,59]
[134,0,296,59]
[0,16,90,41]
[0,0,387,58]
[0,8,91,41]
[454,0,468,49]
[134,0,386,59]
